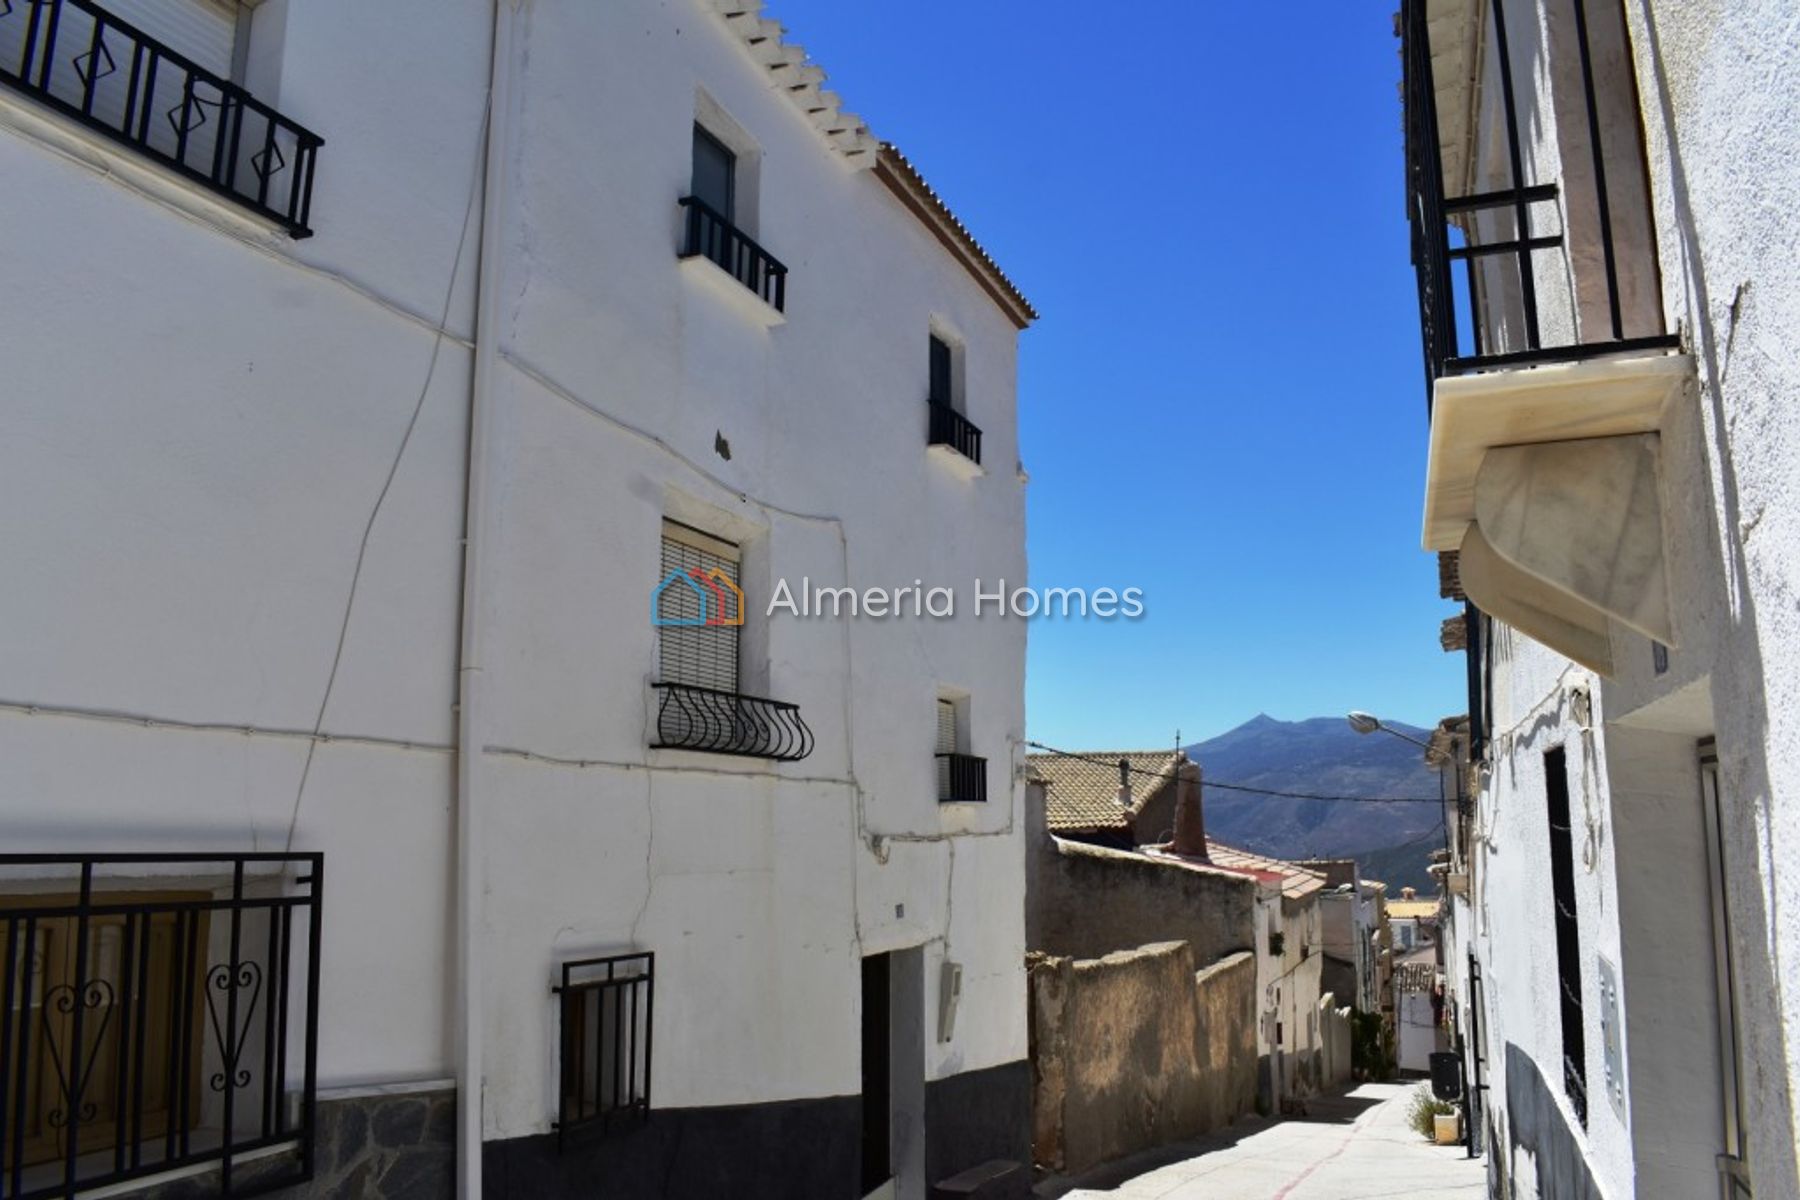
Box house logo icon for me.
[651,568,745,627]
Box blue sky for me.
[766,1,1463,747]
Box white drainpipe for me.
[458,3,519,1197]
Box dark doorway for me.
[861,953,891,1194]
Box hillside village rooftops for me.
[1031,748,1326,901]
[705,0,1036,327]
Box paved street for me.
[1049,1083,1486,1200]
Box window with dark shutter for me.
[691,124,736,222]
[928,334,953,408]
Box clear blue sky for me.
[765,1,1463,747]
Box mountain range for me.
[1184,714,1448,893]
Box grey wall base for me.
[1503,1043,1601,1200]
[483,1094,862,1199]
[482,1060,1030,1200]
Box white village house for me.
[1400,0,1800,1196]
[0,2,1036,1198]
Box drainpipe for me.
[457,3,518,1197]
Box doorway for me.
[861,947,924,1200]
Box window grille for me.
[555,953,652,1148]
[0,854,322,1198]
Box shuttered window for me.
[936,699,957,755]
[0,0,242,168]
[691,124,735,220]
[929,334,953,408]
[656,521,741,694]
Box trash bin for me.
[1429,1050,1463,1100]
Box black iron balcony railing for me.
[0,853,322,1199]
[651,682,814,762]
[935,752,987,804]
[1401,0,1676,390]
[677,195,787,312]
[554,953,652,1150]
[927,401,982,465]
[0,0,323,236]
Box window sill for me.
[0,87,296,247]
[678,253,786,327]
[927,441,985,480]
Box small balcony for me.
[0,0,324,236]
[651,681,814,762]
[935,752,987,804]
[0,852,322,1199]
[1401,0,1693,680]
[677,195,787,313]
[927,401,982,467]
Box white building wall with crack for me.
[0,1,1033,1197]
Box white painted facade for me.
[1411,1,1800,1197]
[0,0,1032,1194]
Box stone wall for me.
[1026,794,1257,971]
[1029,943,1255,1176]
[135,1085,454,1200]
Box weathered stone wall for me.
[1026,798,1257,970]
[134,1085,454,1200]
[1193,951,1258,1130]
[1029,943,1255,1176]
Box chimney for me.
[1116,758,1132,809]
[1401,886,1417,900]
[1171,753,1209,859]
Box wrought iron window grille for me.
[0,0,323,236]
[0,853,323,1199]
[553,953,652,1150]
[935,752,987,804]
[927,401,982,465]
[677,195,787,311]
[650,682,814,763]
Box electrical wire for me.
[1024,740,1446,804]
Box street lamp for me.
[1346,710,1430,750]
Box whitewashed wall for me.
[0,0,1030,1150]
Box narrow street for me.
[1050,1083,1486,1200]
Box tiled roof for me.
[1203,842,1328,902]
[1029,751,1180,834]
[704,1,1035,328]
[1395,961,1438,993]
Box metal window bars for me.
[1400,0,1677,393]
[650,682,815,762]
[553,953,651,1150]
[927,402,983,465]
[935,753,987,804]
[0,0,323,236]
[0,853,322,1199]
[677,195,787,311]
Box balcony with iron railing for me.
[935,752,987,804]
[0,853,322,1199]
[677,195,787,314]
[927,401,982,466]
[650,681,814,762]
[1401,0,1692,684]
[0,0,323,236]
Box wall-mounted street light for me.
[1346,710,1431,750]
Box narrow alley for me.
[1050,1084,1486,1200]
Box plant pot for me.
[1434,1112,1461,1145]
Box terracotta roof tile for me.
[1028,751,1179,834]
